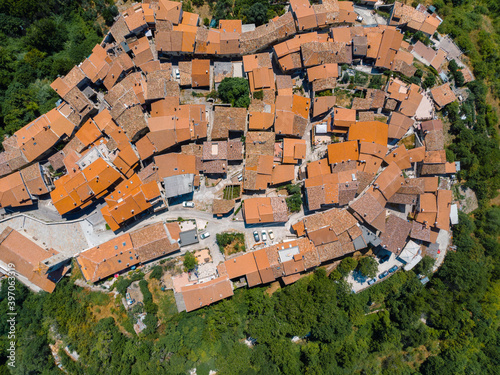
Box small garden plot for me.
[398,134,416,150]
[216,232,246,256]
[334,88,353,108]
[223,184,241,200]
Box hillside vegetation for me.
[0,0,117,140]
[0,1,499,374]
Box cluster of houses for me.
[0,0,465,309]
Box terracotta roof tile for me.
[380,215,411,253]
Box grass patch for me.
[334,88,353,107]
[398,134,416,150]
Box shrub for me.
[286,194,302,213]
[149,266,163,280]
[216,232,244,248]
[115,272,144,295]
[253,90,264,100]
[422,73,436,89]
[316,89,333,97]
[368,75,383,89]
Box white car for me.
[182,201,195,208]
[261,230,267,242]
[356,15,363,22]
[268,230,275,241]
[174,68,180,79]
[200,232,210,239]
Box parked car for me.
[356,15,363,22]
[379,254,390,264]
[237,174,243,181]
[253,231,260,242]
[378,271,389,279]
[174,68,180,79]
[182,201,195,208]
[200,232,210,240]
[388,265,398,273]
[367,278,377,286]
[268,230,275,240]
[261,230,267,241]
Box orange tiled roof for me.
[348,121,388,146]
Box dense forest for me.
[0,0,118,142]
[0,0,499,374]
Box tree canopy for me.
[217,77,250,108]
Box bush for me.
[115,272,144,295]
[139,280,158,315]
[253,90,264,100]
[285,185,302,212]
[217,77,250,108]
[285,184,301,195]
[149,266,163,280]
[368,75,383,89]
[422,73,436,89]
[354,71,369,85]
[183,251,198,271]
[286,194,302,213]
[316,89,333,97]
[216,232,245,250]
[203,17,210,26]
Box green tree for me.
[25,18,67,53]
[246,2,268,26]
[217,77,250,108]
[183,251,198,271]
[422,73,436,89]
[286,194,302,212]
[356,256,378,279]
[338,257,358,276]
[214,0,233,21]
[413,255,435,277]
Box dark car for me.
[378,271,389,279]
[253,231,260,242]
[379,255,390,264]
[367,278,376,286]
[388,265,398,273]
